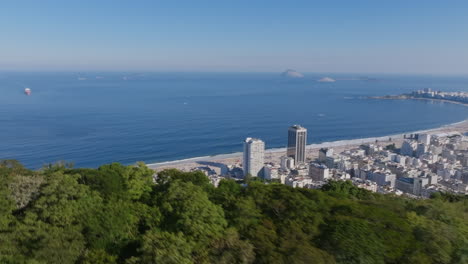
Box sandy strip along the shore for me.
[147,119,468,171]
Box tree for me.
[156,169,214,193]
[12,171,101,263]
[82,249,117,264]
[0,162,467,263]
[209,228,255,264]
[83,162,154,201]
[139,231,193,264]
[157,180,227,260]
[319,216,385,264]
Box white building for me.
[285,177,312,188]
[352,178,378,192]
[367,171,396,188]
[428,174,438,185]
[336,158,352,171]
[418,133,431,145]
[263,164,280,180]
[280,156,295,170]
[309,163,330,181]
[243,137,265,177]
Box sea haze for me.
[1,72,468,168]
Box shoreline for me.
[147,119,468,170]
[369,95,468,107]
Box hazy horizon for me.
[2,70,468,77]
[1,0,468,74]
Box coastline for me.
[147,119,468,171]
[369,95,468,107]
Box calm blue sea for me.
[1,72,468,168]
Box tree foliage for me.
[0,160,467,264]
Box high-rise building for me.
[417,133,431,145]
[243,137,265,177]
[287,125,307,164]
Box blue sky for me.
[1,0,468,74]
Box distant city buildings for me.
[287,125,307,165]
[243,137,265,177]
[186,121,467,198]
[412,89,468,104]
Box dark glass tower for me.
[287,125,307,165]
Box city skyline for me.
[1,1,468,74]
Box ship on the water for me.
[24,88,31,95]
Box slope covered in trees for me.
[0,160,467,264]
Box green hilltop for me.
[1,160,467,264]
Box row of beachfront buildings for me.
[412,88,468,103]
[191,124,468,197]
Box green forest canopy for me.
[0,160,467,264]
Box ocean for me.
[1,72,468,169]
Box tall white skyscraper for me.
[287,125,307,164]
[243,137,265,177]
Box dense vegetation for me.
[0,160,467,264]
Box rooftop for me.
[245,137,264,143]
[289,125,307,131]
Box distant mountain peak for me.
[281,69,304,78]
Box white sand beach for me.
[147,119,468,171]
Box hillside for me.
[0,160,467,264]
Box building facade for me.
[280,156,295,170]
[264,164,280,180]
[417,133,431,145]
[309,163,330,181]
[243,137,265,177]
[287,125,307,164]
[318,148,334,163]
[401,140,417,157]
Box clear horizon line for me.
[1,69,468,77]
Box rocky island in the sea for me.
[370,88,468,106]
[281,69,304,78]
[318,77,336,82]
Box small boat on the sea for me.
[24,88,31,95]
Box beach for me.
[148,119,468,171]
